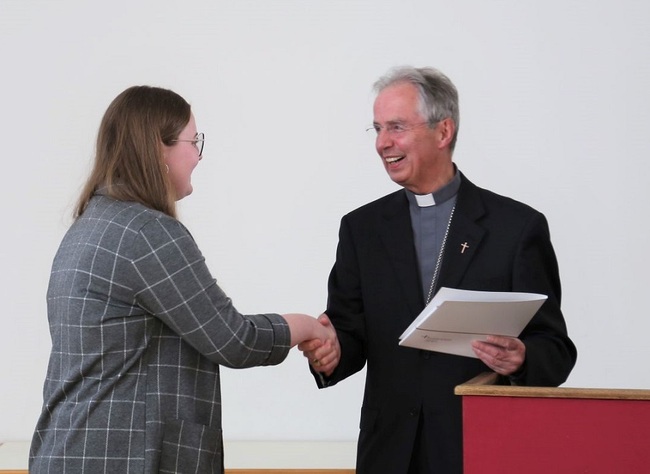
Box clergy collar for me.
[405,168,461,207]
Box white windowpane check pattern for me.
[30,195,291,473]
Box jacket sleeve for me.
[127,217,291,368]
[510,211,577,386]
[314,215,368,387]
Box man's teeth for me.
[385,156,403,164]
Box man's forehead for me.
[374,84,420,114]
[373,102,422,124]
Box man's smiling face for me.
[372,81,453,194]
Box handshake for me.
[298,313,340,377]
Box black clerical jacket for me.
[316,172,577,473]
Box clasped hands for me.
[299,313,340,377]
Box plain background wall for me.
[2,0,649,442]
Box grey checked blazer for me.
[30,194,291,473]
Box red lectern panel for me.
[456,373,650,474]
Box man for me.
[301,66,577,473]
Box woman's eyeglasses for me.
[171,132,205,157]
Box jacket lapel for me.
[378,190,425,318]
[439,174,486,289]
[376,175,487,316]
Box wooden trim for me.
[455,372,650,400]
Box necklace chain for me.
[425,205,456,304]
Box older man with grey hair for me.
[301,66,577,473]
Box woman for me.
[30,86,334,473]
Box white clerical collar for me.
[406,168,462,208]
[414,193,436,207]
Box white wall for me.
[2,0,649,443]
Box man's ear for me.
[436,118,456,149]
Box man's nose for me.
[375,128,393,150]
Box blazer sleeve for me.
[510,211,577,386]
[126,216,291,368]
[315,214,369,387]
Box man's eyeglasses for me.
[172,132,205,157]
[365,121,432,137]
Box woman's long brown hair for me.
[75,85,191,219]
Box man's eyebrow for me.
[373,119,407,125]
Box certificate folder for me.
[398,287,547,358]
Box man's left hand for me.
[471,335,525,376]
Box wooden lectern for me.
[455,372,650,473]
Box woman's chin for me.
[175,186,193,201]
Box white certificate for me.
[398,287,547,358]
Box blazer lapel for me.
[378,190,425,318]
[375,176,487,315]
[439,175,486,289]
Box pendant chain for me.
[425,205,456,304]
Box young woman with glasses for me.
[29,85,335,474]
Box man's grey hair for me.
[373,66,460,151]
